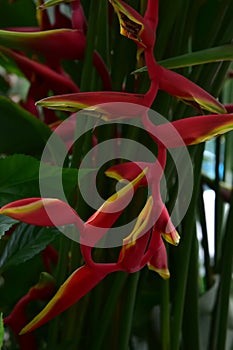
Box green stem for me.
[171,145,204,350]
[117,272,140,350]
[47,234,71,347]
[160,279,170,350]
[211,191,233,350]
[182,234,200,350]
[80,0,99,92]
[92,272,128,350]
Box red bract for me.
[4,272,55,350]
[108,0,155,49]
[0,169,170,333]
[0,46,79,94]
[19,265,110,334]
[142,112,233,148]
[108,0,225,114]
[155,64,226,114]
[0,198,83,229]
[0,29,84,60]
[0,28,111,90]
[18,195,168,334]
[36,90,153,116]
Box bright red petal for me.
[20,265,108,334]
[0,198,82,229]
[157,64,226,114]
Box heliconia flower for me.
[142,111,233,148]
[108,0,155,49]
[0,198,83,229]
[18,195,167,334]
[108,0,159,67]
[0,46,79,94]
[35,79,159,117]
[4,272,55,350]
[19,265,111,335]
[0,170,146,250]
[155,64,226,114]
[106,160,180,246]
[109,0,226,114]
[81,169,147,248]
[143,227,170,279]
[0,171,170,335]
[0,28,85,60]
[36,91,149,116]
[155,204,180,246]
[0,28,112,90]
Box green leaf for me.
[0,154,94,206]
[0,215,18,239]
[0,96,51,155]
[0,313,3,350]
[0,223,61,273]
[133,44,233,73]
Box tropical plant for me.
[0,0,233,349]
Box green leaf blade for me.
[133,44,233,73]
[0,224,61,273]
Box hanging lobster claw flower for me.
[0,45,79,94]
[0,28,85,59]
[0,28,111,89]
[156,64,226,114]
[19,196,153,334]
[19,265,110,334]
[0,169,147,250]
[142,111,233,149]
[108,0,155,49]
[4,272,55,349]
[0,198,83,229]
[36,91,148,118]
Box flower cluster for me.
[1,0,233,339]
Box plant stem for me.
[211,191,233,350]
[47,234,71,347]
[171,145,204,350]
[92,272,128,350]
[160,279,170,350]
[117,272,140,350]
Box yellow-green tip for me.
[148,264,170,279]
